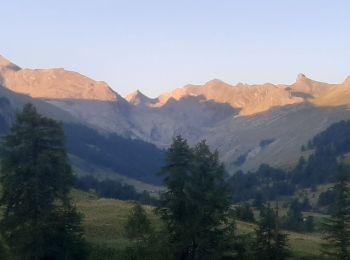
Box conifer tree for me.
[284,199,304,231]
[157,136,193,259]
[321,166,350,259]
[123,203,156,259]
[124,203,153,242]
[255,203,289,260]
[234,202,255,222]
[0,104,88,260]
[157,137,234,259]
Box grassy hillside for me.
[73,190,324,259]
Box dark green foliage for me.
[123,203,155,259]
[157,136,193,258]
[310,120,350,155]
[64,123,165,184]
[74,175,158,205]
[291,152,339,187]
[0,236,9,260]
[234,203,255,222]
[0,104,88,260]
[123,203,174,260]
[294,120,350,187]
[255,204,289,260]
[124,203,153,241]
[229,164,295,203]
[283,199,304,232]
[281,198,314,232]
[318,189,336,208]
[228,120,350,205]
[157,136,235,259]
[321,167,350,259]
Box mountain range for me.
[1,54,350,181]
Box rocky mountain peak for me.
[0,55,21,72]
[296,73,307,82]
[0,55,118,101]
[125,90,157,107]
[292,73,333,97]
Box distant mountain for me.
[125,90,158,107]
[0,55,117,101]
[0,78,164,185]
[1,54,350,174]
[153,79,303,115]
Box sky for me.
[1,1,350,97]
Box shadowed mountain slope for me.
[1,54,350,173]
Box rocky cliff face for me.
[1,54,350,173]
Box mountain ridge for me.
[1,54,350,173]
[0,55,117,101]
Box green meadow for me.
[73,190,325,259]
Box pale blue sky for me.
[1,1,350,97]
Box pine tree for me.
[321,166,350,259]
[284,199,304,231]
[255,203,289,260]
[157,137,234,259]
[123,203,156,259]
[186,140,233,259]
[124,203,153,242]
[0,104,88,260]
[156,136,193,259]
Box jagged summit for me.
[152,78,303,115]
[125,90,158,107]
[0,55,21,71]
[292,73,334,97]
[296,73,307,82]
[2,53,350,174]
[126,90,145,101]
[2,53,350,116]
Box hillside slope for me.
[0,84,164,185]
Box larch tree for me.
[0,103,88,260]
[123,202,156,259]
[255,203,289,260]
[157,137,235,259]
[157,136,193,259]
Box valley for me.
[0,53,350,259]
